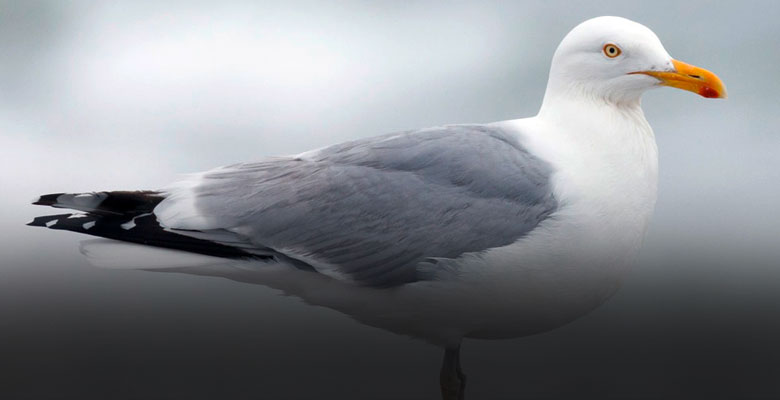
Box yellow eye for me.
[603,43,621,58]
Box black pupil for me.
[609,47,615,54]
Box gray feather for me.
[166,124,558,286]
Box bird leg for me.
[440,345,466,400]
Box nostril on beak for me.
[688,74,702,79]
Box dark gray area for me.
[1,1,779,398]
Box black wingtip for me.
[27,214,70,227]
[28,212,267,260]
[32,193,64,206]
[26,218,43,227]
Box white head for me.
[542,16,725,107]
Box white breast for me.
[441,102,659,339]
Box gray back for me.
[191,124,558,286]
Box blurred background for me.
[1,1,779,398]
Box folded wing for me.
[154,125,558,286]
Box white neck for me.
[539,82,645,121]
[498,90,660,274]
[545,95,656,211]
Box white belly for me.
[458,201,655,339]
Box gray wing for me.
[156,124,558,286]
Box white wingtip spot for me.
[45,220,57,228]
[83,221,96,230]
[120,212,151,230]
[120,220,136,230]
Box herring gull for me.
[29,16,725,400]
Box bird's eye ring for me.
[603,43,621,58]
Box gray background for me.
[1,1,779,398]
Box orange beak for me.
[630,59,727,99]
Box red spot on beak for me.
[698,86,720,98]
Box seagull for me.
[29,16,725,400]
